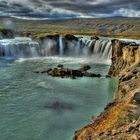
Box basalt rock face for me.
[74,40,140,140]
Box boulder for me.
[46,65,103,79]
[57,64,64,68]
[34,65,105,79]
[80,65,91,72]
[84,72,101,77]
[64,34,78,41]
[90,36,99,40]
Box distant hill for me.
[0,16,140,39]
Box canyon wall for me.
[74,40,140,140]
[109,39,140,76]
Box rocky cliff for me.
[109,40,140,76]
[74,40,140,140]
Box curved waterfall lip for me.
[118,38,140,44]
[4,35,140,65]
[0,36,113,64]
[0,37,32,44]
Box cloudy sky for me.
[0,0,139,20]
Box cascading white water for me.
[0,37,40,58]
[80,37,96,56]
[77,37,112,64]
[76,39,80,56]
[59,36,64,56]
[41,38,57,56]
[0,36,113,64]
[93,39,112,63]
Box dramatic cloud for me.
[114,8,140,17]
[0,0,139,19]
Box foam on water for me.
[15,56,111,65]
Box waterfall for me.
[0,36,113,64]
[59,36,64,56]
[29,42,41,57]
[0,37,40,58]
[93,39,112,63]
[40,38,58,56]
[80,37,96,56]
[75,39,80,56]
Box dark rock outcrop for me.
[63,35,80,56]
[47,65,102,79]
[64,34,78,41]
[0,29,15,39]
[34,65,104,79]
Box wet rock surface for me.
[34,65,108,79]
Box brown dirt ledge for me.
[74,40,140,140]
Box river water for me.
[0,57,117,140]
